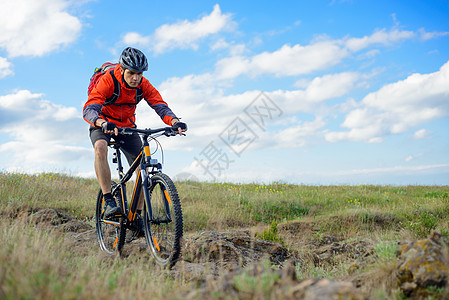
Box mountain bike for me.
[95,126,183,267]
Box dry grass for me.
[0,216,190,300]
[1,172,449,299]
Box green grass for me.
[1,172,449,299]
[2,172,448,238]
[0,172,98,219]
[232,260,280,297]
[256,220,285,245]
[374,241,398,261]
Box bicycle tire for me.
[95,182,126,255]
[143,173,183,267]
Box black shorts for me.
[89,127,142,166]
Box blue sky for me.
[0,0,448,185]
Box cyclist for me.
[83,47,187,223]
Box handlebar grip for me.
[117,128,131,135]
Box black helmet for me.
[119,47,148,72]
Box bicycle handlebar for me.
[117,126,179,137]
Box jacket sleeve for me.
[83,73,114,127]
[142,80,178,125]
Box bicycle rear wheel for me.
[143,173,183,267]
[95,182,126,255]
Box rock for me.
[397,231,449,298]
[28,208,70,227]
[184,263,365,300]
[289,278,364,300]
[316,239,374,263]
[182,260,300,299]
[171,261,208,282]
[183,231,293,268]
[59,219,93,233]
[27,208,94,233]
[400,281,417,296]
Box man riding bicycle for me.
[83,47,187,224]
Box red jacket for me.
[83,65,177,128]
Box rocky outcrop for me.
[311,237,374,266]
[180,260,363,300]
[176,230,366,299]
[183,230,292,268]
[288,278,365,300]
[27,208,92,232]
[28,208,70,226]
[15,207,449,299]
[397,231,449,298]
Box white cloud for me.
[215,41,348,79]
[214,27,422,80]
[122,4,234,54]
[271,118,326,148]
[0,90,90,170]
[344,28,415,52]
[0,90,79,126]
[154,4,233,53]
[302,72,359,102]
[129,21,448,161]
[0,57,13,78]
[157,73,222,119]
[357,49,380,60]
[418,28,449,40]
[0,141,90,165]
[405,153,423,162]
[252,41,347,76]
[135,72,226,149]
[122,32,151,47]
[0,0,82,58]
[413,129,432,139]
[141,69,361,153]
[266,72,361,117]
[120,7,445,82]
[210,39,247,56]
[210,38,230,51]
[325,60,449,142]
[156,71,359,122]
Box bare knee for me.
[94,140,108,160]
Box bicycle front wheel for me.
[95,182,126,255]
[143,173,183,267]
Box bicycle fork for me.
[141,168,153,220]
[141,160,172,226]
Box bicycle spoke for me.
[143,173,183,268]
[96,182,126,255]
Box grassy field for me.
[1,172,448,299]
